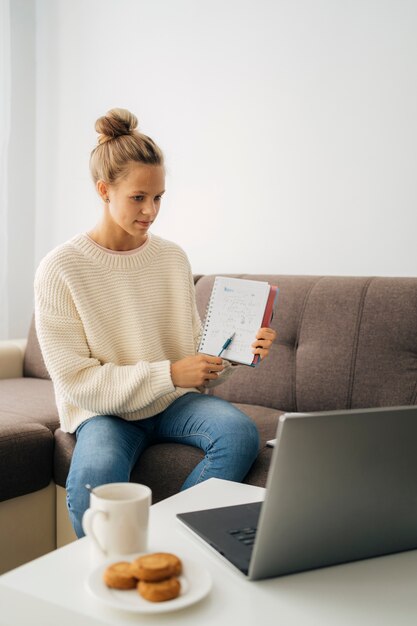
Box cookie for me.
[146,553,182,577]
[103,561,138,590]
[138,576,181,602]
[130,552,182,581]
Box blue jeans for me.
[66,392,260,538]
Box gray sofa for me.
[1,273,417,574]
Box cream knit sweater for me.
[34,233,234,433]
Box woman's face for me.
[102,163,165,242]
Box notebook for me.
[198,276,278,366]
[177,406,417,580]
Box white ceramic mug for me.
[82,482,152,560]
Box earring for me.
[105,198,110,203]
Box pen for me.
[218,332,236,357]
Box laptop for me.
[177,406,417,580]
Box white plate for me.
[85,555,212,614]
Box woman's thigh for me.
[152,392,260,486]
[154,392,259,445]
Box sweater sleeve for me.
[34,264,175,416]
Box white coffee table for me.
[1,478,417,625]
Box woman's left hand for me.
[251,327,277,361]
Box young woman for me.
[34,108,277,537]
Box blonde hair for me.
[90,108,164,184]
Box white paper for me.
[199,276,270,365]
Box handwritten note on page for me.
[198,276,272,366]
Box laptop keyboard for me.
[228,526,257,546]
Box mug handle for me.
[82,509,108,555]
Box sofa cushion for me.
[0,422,54,502]
[0,378,59,432]
[195,274,417,412]
[344,278,417,408]
[53,404,281,503]
[23,316,50,380]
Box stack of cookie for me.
[103,552,182,602]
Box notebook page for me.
[199,277,271,365]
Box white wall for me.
[8,0,417,336]
[6,0,36,339]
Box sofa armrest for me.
[0,339,27,379]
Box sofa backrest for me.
[194,274,417,412]
[25,274,417,412]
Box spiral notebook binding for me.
[199,277,219,351]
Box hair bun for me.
[96,108,138,144]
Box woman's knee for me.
[210,403,260,460]
[66,451,129,512]
[228,414,259,459]
[243,417,261,457]
[69,420,132,486]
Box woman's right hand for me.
[171,354,224,388]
